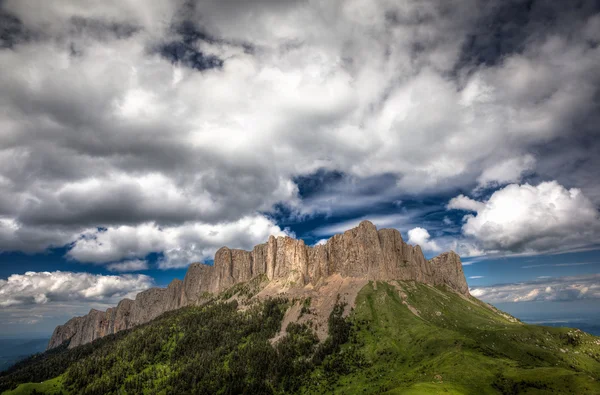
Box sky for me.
[0,0,599,337]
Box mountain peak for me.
[48,221,469,350]
[358,219,377,228]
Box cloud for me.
[407,227,441,252]
[469,276,484,279]
[0,270,156,335]
[470,274,600,303]
[0,271,154,307]
[294,173,409,218]
[67,215,291,269]
[0,0,598,263]
[312,212,420,237]
[447,195,486,212]
[0,217,78,253]
[448,181,600,254]
[476,154,536,190]
[448,241,486,259]
[107,259,149,272]
[521,261,598,269]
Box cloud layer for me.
[0,271,154,307]
[0,1,598,266]
[0,270,155,334]
[470,274,600,303]
[68,216,291,269]
[107,259,149,272]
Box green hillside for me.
[2,376,64,395]
[1,281,599,394]
[306,282,600,394]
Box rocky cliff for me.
[48,221,469,350]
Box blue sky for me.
[1,0,600,337]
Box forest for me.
[0,297,361,394]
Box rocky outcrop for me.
[47,316,84,350]
[48,221,469,350]
[429,251,469,296]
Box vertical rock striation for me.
[48,220,469,350]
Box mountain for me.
[48,220,468,350]
[1,221,599,394]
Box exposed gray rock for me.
[48,220,470,350]
[47,316,84,350]
[429,250,470,296]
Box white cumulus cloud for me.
[448,181,600,254]
[0,271,154,307]
[407,227,441,252]
[67,215,291,269]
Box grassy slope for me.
[306,281,600,394]
[3,376,64,395]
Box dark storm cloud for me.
[459,0,600,66]
[531,131,600,203]
[68,17,140,41]
[157,21,224,71]
[159,41,223,71]
[0,0,598,264]
[0,5,140,49]
[0,8,34,48]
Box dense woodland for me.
[0,297,361,394]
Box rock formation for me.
[48,221,469,350]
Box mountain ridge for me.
[48,220,469,350]
[6,278,600,394]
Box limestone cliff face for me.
[429,251,470,296]
[48,221,469,350]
